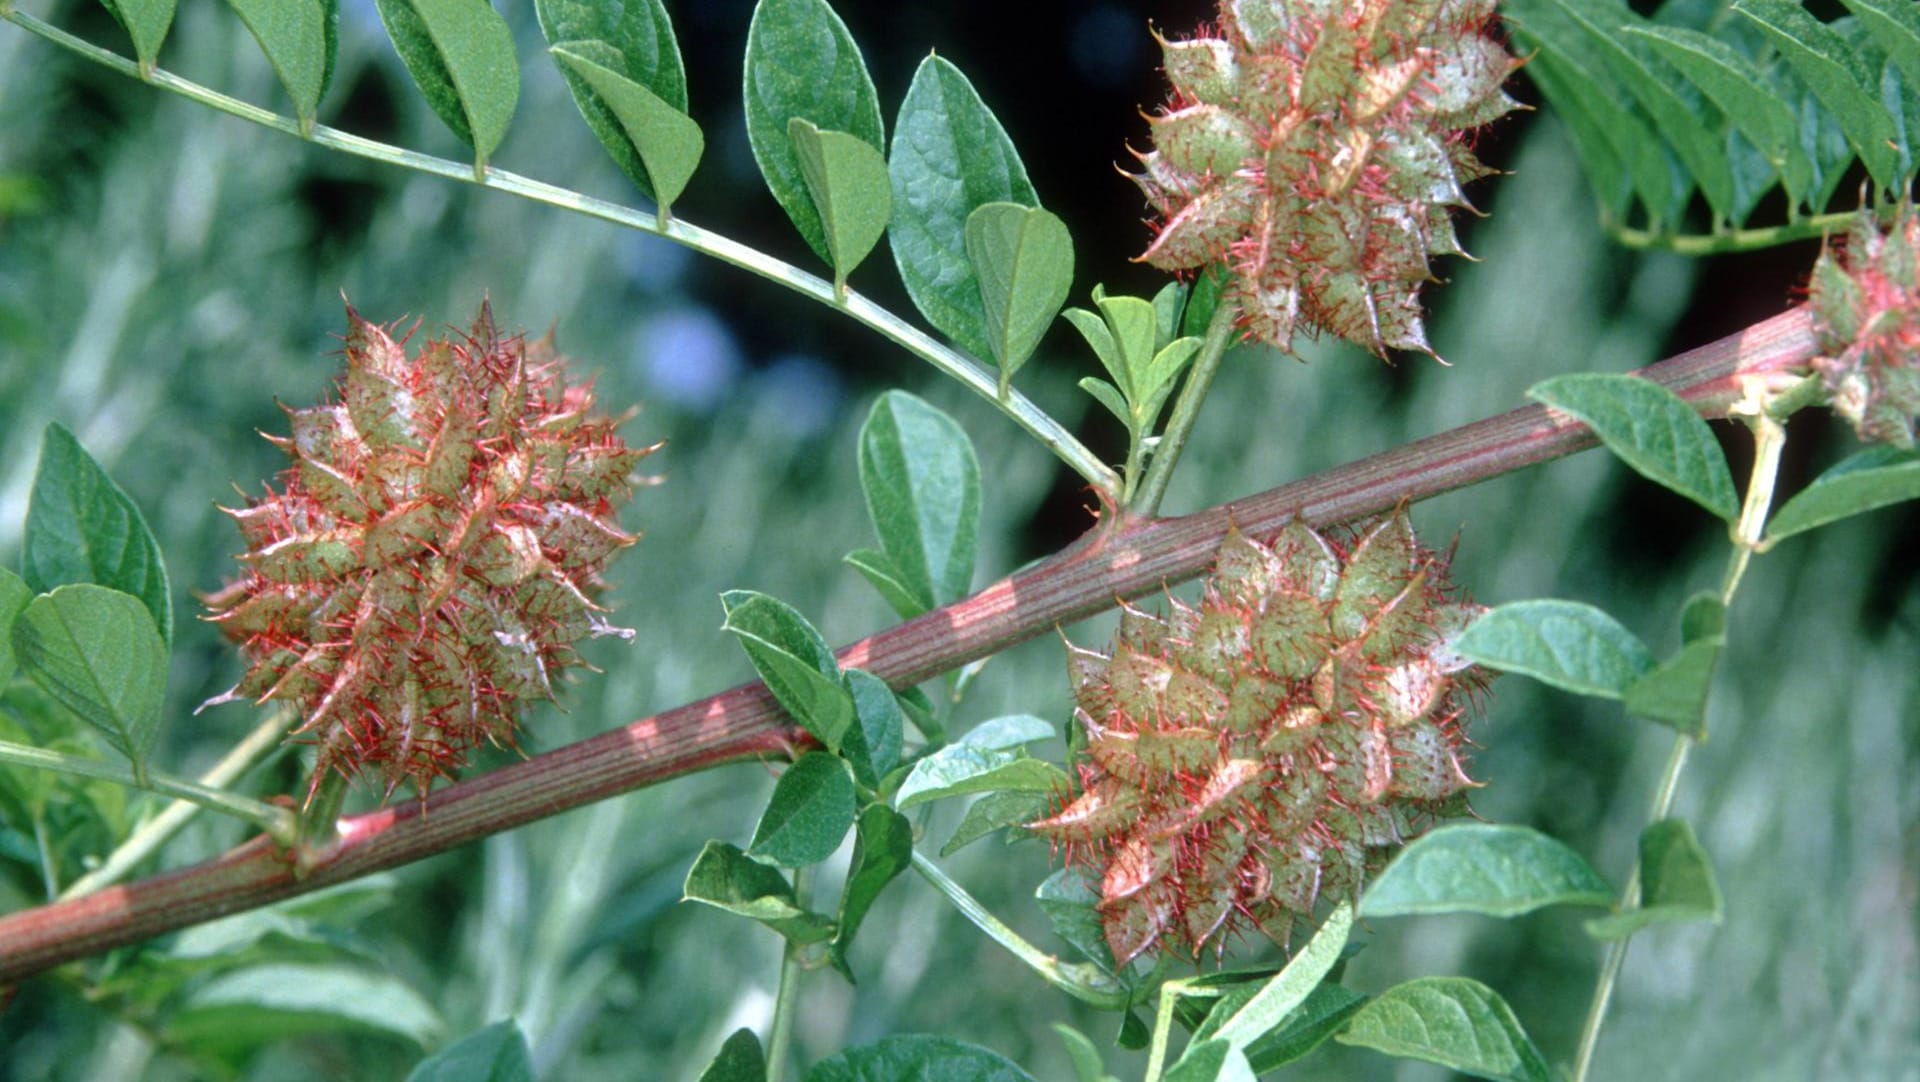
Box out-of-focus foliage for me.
[0,1,1914,1080]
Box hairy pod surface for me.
[1810,205,1920,448]
[1134,0,1521,357]
[203,303,656,800]
[1032,511,1486,964]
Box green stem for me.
[1142,977,1211,1082]
[766,866,810,1082]
[1569,734,1691,1082]
[33,815,59,900]
[1132,301,1241,517]
[59,709,292,901]
[1571,391,1789,1082]
[1607,203,1898,256]
[0,740,296,845]
[0,8,1117,495]
[909,850,1130,1010]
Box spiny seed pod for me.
[1133,0,1520,356]
[1808,205,1920,448]
[202,303,658,800]
[1031,511,1484,964]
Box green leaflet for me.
[1530,373,1739,522]
[168,963,446,1051]
[551,45,704,210]
[743,0,885,265]
[98,0,177,70]
[803,1035,1034,1082]
[720,590,854,752]
[536,0,690,203]
[889,54,1040,359]
[1585,818,1724,939]
[683,841,835,945]
[747,752,856,867]
[829,803,912,975]
[373,0,519,166]
[965,202,1073,394]
[405,1021,534,1082]
[23,423,173,647]
[1736,0,1902,190]
[852,391,981,618]
[12,585,169,773]
[790,118,891,286]
[1335,977,1551,1082]
[225,0,331,124]
[1766,447,1920,542]
[1453,599,1655,700]
[696,1029,767,1082]
[1362,824,1614,918]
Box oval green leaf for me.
[1036,868,1116,975]
[890,54,1040,359]
[1530,373,1739,522]
[683,841,834,944]
[1844,0,1920,89]
[1454,599,1655,699]
[720,590,853,751]
[1625,24,1812,209]
[169,963,445,1051]
[942,790,1050,856]
[965,202,1073,394]
[1585,817,1723,939]
[373,0,519,164]
[790,117,891,285]
[552,45,703,208]
[1242,982,1369,1072]
[406,1021,534,1082]
[840,668,903,789]
[748,751,856,867]
[100,0,177,69]
[12,584,168,771]
[894,743,1067,810]
[1552,0,1736,224]
[829,803,912,974]
[803,1035,1034,1082]
[698,1028,768,1082]
[1207,902,1352,1052]
[535,0,688,201]
[1767,447,1920,542]
[1335,977,1551,1082]
[0,569,31,689]
[1361,823,1614,918]
[743,0,884,265]
[225,0,330,123]
[23,423,172,646]
[958,714,1054,752]
[1164,1039,1256,1082]
[1736,0,1901,189]
[1623,638,1721,737]
[857,391,981,615]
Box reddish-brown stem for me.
[0,307,1816,985]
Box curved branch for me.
[0,307,1818,984]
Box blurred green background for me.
[0,1,1914,1079]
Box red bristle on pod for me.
[1133,0,1522,358]
[202,303,657,802]
[1031,511,1487,965]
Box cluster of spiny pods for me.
[203,304,655,800]
[1133,0,1521,356]
[1031,512,1485,963]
